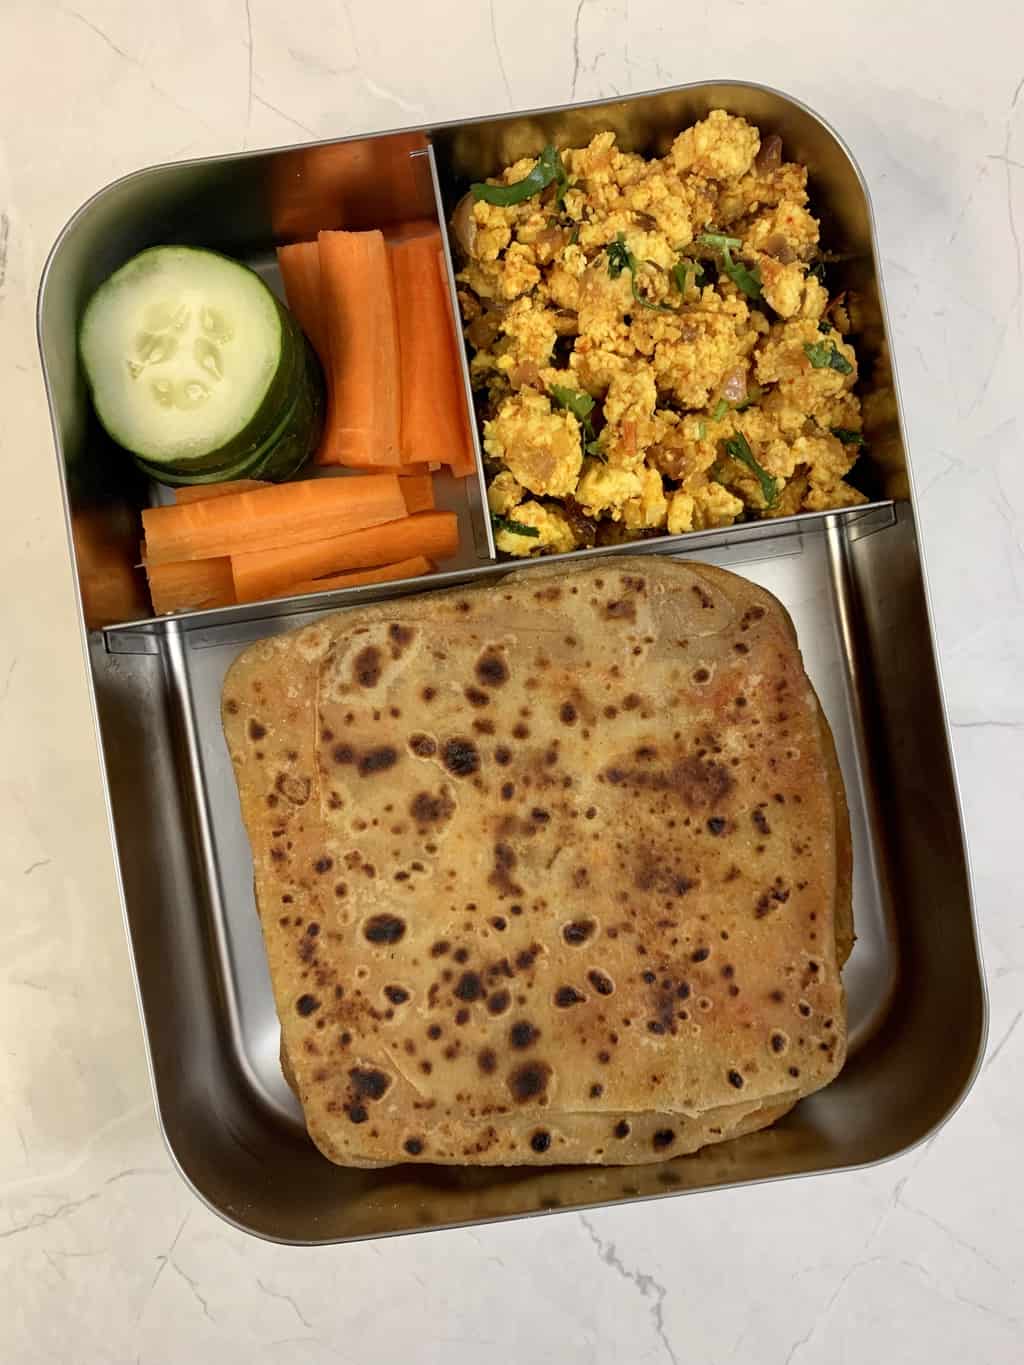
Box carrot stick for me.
[80,564,151,629]
[398,473,435,515]
[435,251,478,477]
[175,480,269,504]
[390,231,469,471]
[269,132,432,239]
[277,242,325,364]
[266,555,434,599]
[232,510,458,603]
[142,474,408,565]
[146,558,235,614]
[385,219,441,244]
[317,230,401,467]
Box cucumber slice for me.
[80,246,300,467]
[135,339,325,488]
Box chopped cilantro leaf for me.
[697,420,707,440]
[607,233,634,279]
[830,427,865,446]
[696,231,742,250]
[472,144,566,206]
[550,383,596,443]
[722,253,763,301]
[492,514,540,539]
[711,399,729,422]
[723,432,778,506]
[606,233,678,313]
[803,340,853,374]
[695,232,762,301]
[818,320,833,334]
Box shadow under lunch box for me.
[37,80,986,1244]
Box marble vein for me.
[578,1214,678,1365]
[253,94,317,138]
[488,0,513,108]
[256,1279,314,1331]
[570,0,587,100]
[983,1008,1022,1073]
[243,0,255,146]
[62,8,214,131]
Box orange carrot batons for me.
[142,474,408,564]
[276,242,326,364]
[231,510,458,603]
[266,555,434,600]
[317,230,402,467]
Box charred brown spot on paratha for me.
[403,1137,424,1155]
[248,719,267,740]
[464,686,490,708]
[563,920,596,946]
[588,969,614,996]
[363,914,406,945]
[555,986,586,1008]
[358,746,399,776]
[489,842,521,898]
[349,1067,391,1101]
[530,1130,552,1153]
[508,1060,551,1103]
[509,1020,539,1049]
[442,737,480,777]
[353,645,383,687]
[478,1047,497,1073]
[408,733,436,757]
[388,623,414,658]
[454,971,483,1002]
[296,994,319,1016]
[476,650,508,687]
[487,989,511,1015]
[603,597,636,622]
[385,985,409,1005]
[653,1128,676,1148]
[410,788,455,828]
[601,755,734,811]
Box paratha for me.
[223,557,852,1166]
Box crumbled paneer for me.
[483,390,583,497]
[669,110,760,182]
[455,111,867,553]
[487,471,526,516]
[492,501,579,556]
[576,460,644,518]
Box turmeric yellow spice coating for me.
[455,111,868,556]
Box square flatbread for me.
[223,557,851,1166]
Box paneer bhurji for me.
[453,111,868,556]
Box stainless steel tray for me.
[39,81,985,1244]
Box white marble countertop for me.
[2,2,1022,1360]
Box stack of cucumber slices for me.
[79,246,324,486]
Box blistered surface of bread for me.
[223,557,849,1166]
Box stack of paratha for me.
[222,557,852,1167]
